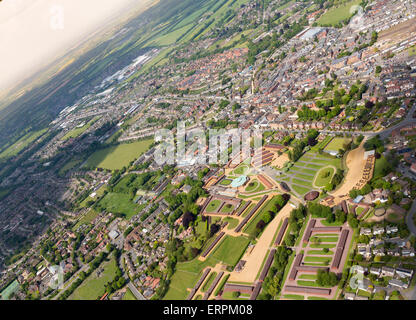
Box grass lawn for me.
[314,167,335,187]
[308,296,328,300]
[307,250,334,255]
[324,137,350,153]
[214,274,230,296]
[303,256,332,264]
[123,288,137,300]
[233,165,249,175]
[310,243,337,249]
[243,198,273,235]
[283,294,304,300]
[241,203,255,217]
[220,203,235,214]
[206,200,222,213]
[164,236,249,300]
[409,45,416,56]
[373,155,391,179]
[210,235,250,267]
[201,272,217,292]
[298,274,318,280]
[219,179,232,186]
[292,184,311,196]
[310,236,339,243]
[163,269,201,300]
[98,192,143,220]
[296,280,330,288]
[69,257,117,300]
[85,139,153,170]
[317,0,362,26]
[224,217,239,230]
[244,180,265,193]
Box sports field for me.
[317,0,362,26]
[85,139,153,170]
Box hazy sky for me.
[0,0,142,91]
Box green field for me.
[0,129,47,159]
[244,179,266,193]
[98,192,144,220]
[314,167,336,187]
[324,137,350,153]
[85,139,153,170]
[206,200,222,213]
[276,149,342,197]
[224,217,239,230]
[409,46,416,56]
[220,203,235,213]
[123,288,137,300]
[164,235,249,300]
[317,0,363,26]
[201,272,217,292]
[210,235,250,266]
[243,199,272,235]
[69,257,117,300]
[0,279,19,300]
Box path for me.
[228,202,292,283]
[330,140,367,202]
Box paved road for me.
[127,282,146,300]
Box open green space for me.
[0,279,19,300]
[0,129,47,159]
[224,217,239,230]
[98,192,144,220]
[59,159,83,175]
[324,137,350,153]
[307,250,334,255]
[69,257,117,300]
[317,0,363,26]
[409,46,416,56]
[206,200,222,213]
[219,179,232,186]
[164,235,249,300]
[85,139,153,170]
[244,180,265,193]
[220,203,235,214]
[310,236,339,243]
[201,272,217,292]
[123,288,137,300]
[303,256,332,263]
[283,294,304,300]
[298,274,318,280]
[314,167,335,188]
[210,235,250,267]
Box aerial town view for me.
[1,0,416,307]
